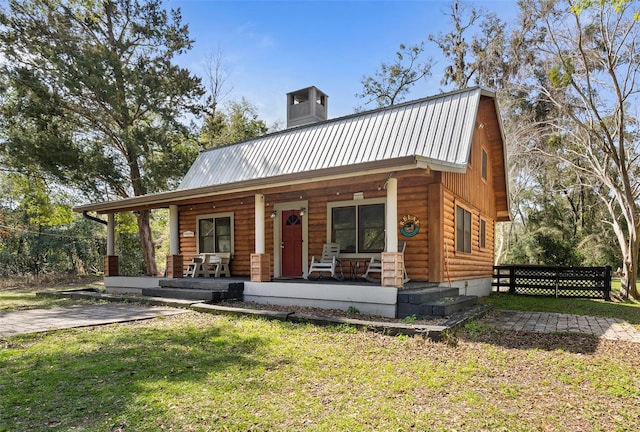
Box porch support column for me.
[169,205,179,256]
[255,194,265,254]
[107,213,115,256]
[104,213,119,276]
[166,204,183,278]
[382,177,403,287]
[251,194,271,281]
[385,177,398,252]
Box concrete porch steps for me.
[397,286,478,318]
[141,279,244,302]
[159,278,244,290]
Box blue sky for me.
[170,1,519,126]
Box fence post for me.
[604,266,612,301]
[509,266,515,294]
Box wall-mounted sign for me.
[183,231,195,237]
[353,192,364,200]
[399,214,420,237]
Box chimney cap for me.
[286,86,328,128]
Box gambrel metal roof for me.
[75,86,509,214]
[179,87,489,190]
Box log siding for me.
[176,120,499,283]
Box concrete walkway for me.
[482,310,640,342]
[0,304,189,337]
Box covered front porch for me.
[101,175,409,289]
[104,275,479,319]
[104,275,401,317]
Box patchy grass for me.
[0,312,638,431]
[483,292,640,329]
[1,279,639,431]
[0,275,103,312]
[0,274,102,291]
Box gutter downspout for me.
[82,211,107,225]
[82,211,115,257]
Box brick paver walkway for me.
[483,310,640,342]
[0,304,188,337]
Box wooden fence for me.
[492,265,612,301]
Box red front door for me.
[281,209,303,277]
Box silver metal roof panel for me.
[179,87,486,190]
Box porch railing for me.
[492,265,612,301]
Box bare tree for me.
[204,46,233,119]
[356,43,432,109]
[429,0,510,90]
[518,0,640,299]
[201,47,233,148]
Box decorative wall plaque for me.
[399,215,420,237]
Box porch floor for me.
[160,276,434,290]
[265,277,438,291]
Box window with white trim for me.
[197,212,234,254]
[328,199,385,254]
[456,205,472,253]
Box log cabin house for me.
[75,86,510,318]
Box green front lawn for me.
[0,276,103,312]
[1,278,639,431]
[1,312,638,431]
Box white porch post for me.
[107,213,115,256]
[385,177,398,252]
[255,194,265,254]
[382,177,403,287]
[251,194,270,281]
[169,205,179,256]
[104,213,119,276]
[165,204,184,278]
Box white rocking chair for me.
[363,240,410,284]
[306,243,344,281]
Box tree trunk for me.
[494,222,508,265]
[627,255,639,300]
[136,210,157,276]
[621,225,639,300]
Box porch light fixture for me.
[299,207,306,216]
[270,210,277,219]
